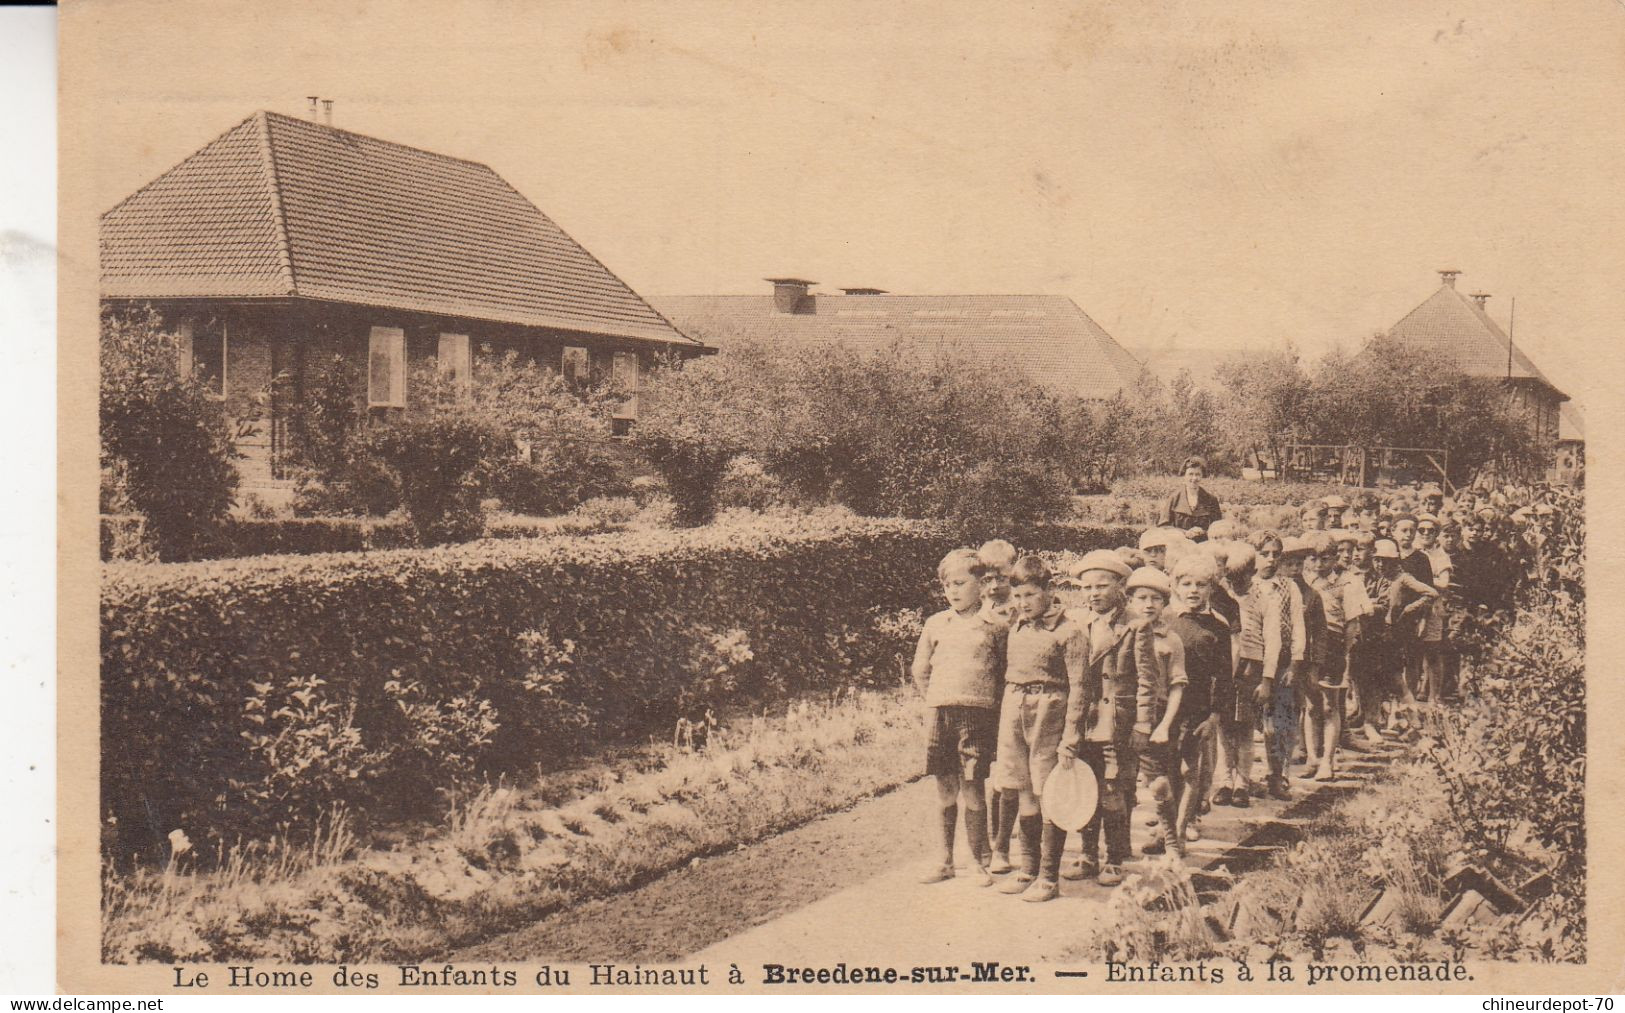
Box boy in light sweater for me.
[912,548,1008,885]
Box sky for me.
[62,0,1625,407]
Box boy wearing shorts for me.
[992,556,1090,901]
[912,548,1007,885]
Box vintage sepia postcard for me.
[55,0,1625,995]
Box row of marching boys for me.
[910,520,1440,901]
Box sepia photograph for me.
[52,0,1622,995]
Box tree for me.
[1213,345,1314,473]
[1307,338,1543,484]
[99,307,240,560]
[632,354,759,525]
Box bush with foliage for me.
[99,308,242,560]
[365,404,508,545]
[466,350,633,515]
[1424,588,1585,957]
[636,339,1080,522]
[285,356,401,518]
[101,513,1136,856]
[1210,339,1545,486]
[631,354,756,525]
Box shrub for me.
[365,409,509,545]
[715,455,796,512]
[1424,589,1585,955]
[635,340,1083,524]
[631,356,754,525]
[101,515,1137,853]
[281,356,404,518]
[99,308,241,560]
[469,350,633,515]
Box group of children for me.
[908,466,1542,901]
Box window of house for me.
[612,351,639,391]
[179,318,227,397]
[368,326,407,407]
[562,345,589,384]
[438,332,471,390]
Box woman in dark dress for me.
[1161,456,1223,539]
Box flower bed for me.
[103,688,925,963]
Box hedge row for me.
[100,515,417,562]
[102,514,1136,858]
[100,506,651,564]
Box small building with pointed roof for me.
[649,280,1145,403]
[1380,269,1571,476]
[101,109,706,487]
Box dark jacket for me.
[1161,486,1223,533]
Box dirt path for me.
[453,735,1406,965]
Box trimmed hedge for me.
[102,514,1135,857]
[100,515,417,562]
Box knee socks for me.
[938,803,957,865]
[1040,821,1065,883]
[963,804,991,868]
[993,791,1018,857]
[1018,813,1042,879]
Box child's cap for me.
[1126,566,1172,598]
[1207,518,1239,542]
[1170,550,1220,585]
[1535,503,1556,517]
[1328,528,1358,545]
[1352,530,1377,548]
[1300,501,1326,517]
[1138,527,1184,551]
[1321,494,1349,511]
[1416,512,1439,528]
[1372,539,1400,559]
[1116,547,1147,569]
[1421,483,1444,497]
[1280,535,1314,558]
[1072,549,1132,580]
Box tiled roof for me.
[101,111,699,346]
[1382,283,1566,400]
[647,293,1145,401]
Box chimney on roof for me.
[839,287,888,296]
[322,99,334,126]
[766,278,817,315]
[1469,292,1491,310]
[1438,269,1461,288]
[307,96,320,121]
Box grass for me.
[102,687,924,964]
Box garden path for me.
[453,734,1406,966]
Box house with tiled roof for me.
[1379,269,1571,477]
[649,280,1145,403]
[101,109,706,486]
